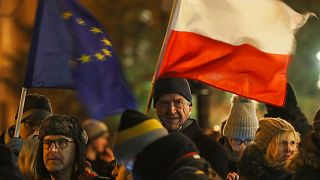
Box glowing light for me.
[213,125,220,132]
[317,51,320,61]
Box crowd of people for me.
[0,78,319,180]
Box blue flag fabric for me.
[25,0,136,119]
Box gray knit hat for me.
[255,118,296,154]
[223,95,258,140]
[82,120,108,143]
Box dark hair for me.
[36,115,87,179]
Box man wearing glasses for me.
[36,115,98,180]
[153,78,228,179]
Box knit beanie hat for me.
[153,78,192,108]
[255,118,296,154]
[223,95,258,140]
[114,109,168,162]
[82,120,108,143]
[15,93,53,126]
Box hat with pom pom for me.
[223,95,258,140]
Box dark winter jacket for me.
[219,136,239,173]
[182,119,228,178]
[239,144,292,180]
[286,132,320,180]
[132,133,217,180]
[0,145,23,180]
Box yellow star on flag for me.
[90,27,103,34]
[101,38,112,46]
[62,11,73,20]
[102,48,112,57]
[95,52,105,61]
[78,54,91,63]
[76,18,86,25]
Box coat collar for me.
[180,119,201,140]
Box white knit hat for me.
[223,95,258,140]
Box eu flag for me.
[25,0,136,119]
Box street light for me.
[317,51,320,61]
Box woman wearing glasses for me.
[219,95,259,180]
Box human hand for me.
[7,137,23,156]
[227,172,239,180]
[100,146,115,163]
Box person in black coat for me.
[114,109,220,180]
[153,78,228,179]
[285,108,320,179]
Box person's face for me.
[91,135,108,153]
[43,135,76,173]
[19,120,35,139]
[228,137,254,157]
[275,133,299,161]
[155,94,192,132]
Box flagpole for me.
[14,87,27,138]
[145,82,154,114]
[145,0,179,114]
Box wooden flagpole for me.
[145,0,179,114]
[14,87,27,138]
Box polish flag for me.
[154,0,313,106]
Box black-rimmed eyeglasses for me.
[42,138,74,149]
[229,138,254,145]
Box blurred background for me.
[1,0,319,137]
